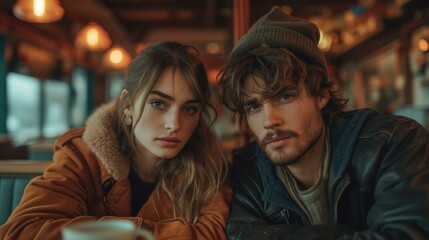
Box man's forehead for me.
[243,75,265,92]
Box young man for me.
[218,6,429,240]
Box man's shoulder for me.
[337,109,424,136]
[232,141,258,163]
[361,112,424,135]
[230,141,263,184]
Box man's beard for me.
[257,127,322,166]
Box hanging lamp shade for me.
[75,22,112,51]
[13,0,64,23]
[102,45,131,69]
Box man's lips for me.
[264,136,291,149]
[264,136,290,145]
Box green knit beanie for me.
[230,6,327,77]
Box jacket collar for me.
[256,147,302,212]
[329,109,379,178]
[82,100,130,181]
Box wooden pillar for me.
[233,0,252,144]
[233,0,250,45]
[85,68,96,117]
[0,35,7,134]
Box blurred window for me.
[43,80,70,138]
[6,72,41,143]
[71,67,88,127]
[106,73,123,101]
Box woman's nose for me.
[164,109,180,134]
[263,103,283,129]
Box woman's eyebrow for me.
[150,90,174,100]
[150,90,201,104]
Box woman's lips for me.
[157,137,181,147]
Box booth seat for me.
[28,141,54,161]
[0,160,50,225]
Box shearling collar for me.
[82,100,130,181]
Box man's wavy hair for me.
[218,45,348,126]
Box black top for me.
[129,168,157,216]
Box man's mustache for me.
[261,130,298,148]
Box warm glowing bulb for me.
[318,30,332,52]
[13,0,64,23]
[33,0,45,17]
[103,46,131,69]
[75,22,111,51]
[110,50,123,63]
[418,38,429,52]
[206,42,220,54]
[87,29,99,46]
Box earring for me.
[125,115,132,126]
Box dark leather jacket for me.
[227,109,429,240]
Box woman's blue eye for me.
[150,101,165,109]
[184,106,198,115]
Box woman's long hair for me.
[116,41,229,223]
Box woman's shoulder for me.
[54,128,86,147]
[51,128,105,184]
[53,128,101,172]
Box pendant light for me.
[103,45,131,69]
[13,0,64,23]
[74,22,112,52]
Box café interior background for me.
[1,0,429,160]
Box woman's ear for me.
[120,89,128,101]
[120,89,133,115]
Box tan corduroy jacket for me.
[0,102,232,240]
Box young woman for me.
[0,41,232,240]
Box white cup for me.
[61,219,155,240]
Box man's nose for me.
[263,102,283,129]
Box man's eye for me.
[282,95,291,100]
[245,104,260,113]
[279,94,293,103]
[150,100,165,109]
